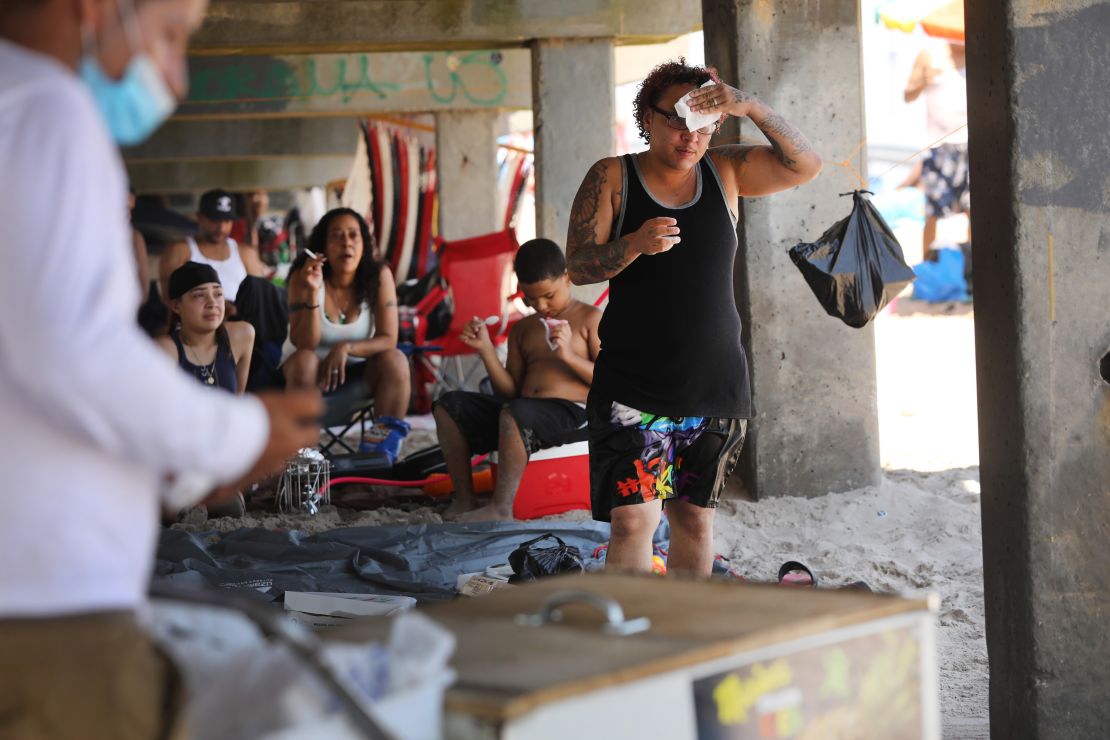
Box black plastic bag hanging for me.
[507,534,585,583]
[788,190,916,328]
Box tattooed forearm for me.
[749,109,815,170]
[570,236,635,285]
[566,160,636,285]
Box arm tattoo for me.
[574,236,633,285]
[715,145,755,164]
[568,160,605,252]
[750,110,814,169]
[567,161,636,285]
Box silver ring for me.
[331,369,339,374]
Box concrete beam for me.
[124,117,365,160]
[192,0,701,55]
[434,110,501,241]
[125,156,352,194]
[703,1,880,499]
[533,38,615,249]
[177,49,530,119]
[968,2,1110,737]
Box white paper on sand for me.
[455,563,514,596]
[284,591,416,629]
[674,80,721,132]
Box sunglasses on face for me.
[650,105,722,135]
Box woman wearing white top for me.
[284,208,411,461]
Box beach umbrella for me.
[879,0,965,42]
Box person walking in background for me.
[903,40,970,255]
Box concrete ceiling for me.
[127,0,703,192]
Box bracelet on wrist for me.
[290,302,319,311]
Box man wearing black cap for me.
[160,188,267,313]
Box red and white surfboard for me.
[396,133,421,283]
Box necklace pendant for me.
[339,312,347,325]
[206,375,215,385]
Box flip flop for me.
[778,560,818,587]
[713,554,748,581]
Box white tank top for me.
[280,282,376,363]
[924,67,968,144]
[313,282,374,361]
[187,237,249,302]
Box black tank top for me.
[592,153,751,418]
[172,330,238,393]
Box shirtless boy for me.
[434,238,601,521]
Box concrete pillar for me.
[532,38,615,246]
[967,3,1110,737]
[702,2,880,498]
[434,110,501,241]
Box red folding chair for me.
[403,229,523,412]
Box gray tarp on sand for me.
[155,521,673,603]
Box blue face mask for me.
[80,52,177,146]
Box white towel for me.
[674,80,722,132]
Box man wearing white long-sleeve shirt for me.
[0,1,322,737]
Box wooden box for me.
[420,573,939,740]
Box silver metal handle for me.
[515,590,652,636]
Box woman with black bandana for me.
[156,261,255,395]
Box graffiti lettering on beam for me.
[181,50,529,116]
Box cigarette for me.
[305,249,321,260]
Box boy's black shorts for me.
[434,391,588,455]
[586,393,747,522]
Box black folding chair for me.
[319,379,375,456]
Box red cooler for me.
[490,440,591,520]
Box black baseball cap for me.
[198,189,237,221]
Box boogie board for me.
[390,131,410,278]
[376,125,394,261]
[368,121,385,258]
[396,134,422,283]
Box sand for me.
[717,304,988,738]
[177,303,987,738]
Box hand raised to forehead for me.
[686,71,755,118]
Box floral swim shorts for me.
[586,394,747,522]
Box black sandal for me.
[777,560,817,587]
